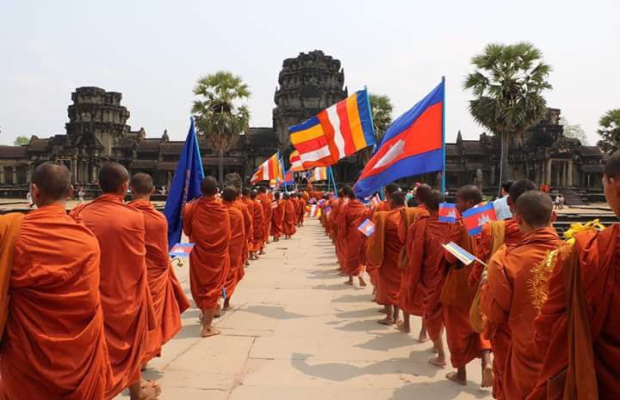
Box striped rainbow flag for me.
[251,152,283,184]
[309,167,328,182]
[289,150,304,172]
[290,89,376,168]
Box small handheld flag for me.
[309,205,321,218]
[371,194,381,208]
[317,199,326,207]
[324,205,332,216]
[358,218,376,237]
[438,203,458,223]
[169,243,195,257]
[462,202,497,236]
[441,242,485,266]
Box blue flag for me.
[164,118,205,249]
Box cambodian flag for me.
[357,218,376,237]
[462,202,497,236]
[370,194,381,208]
[438,203,458,223]
[169,243,195,257]
[354,80,445,199]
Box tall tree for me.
[14,135,29,146]
[597,109,620,154]
[192,71,250,186]
[560,117,588,145]
[369,93,393,141]
[464,42,552,186]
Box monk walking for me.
[297,193,306,227]
[221,187,246,310]
[0,163,112,400]
[71,162,158,400]
[249,190,264,260]
[529,150,620,399]
[442,185,492,387]
[183,177,231,338]
[337,186,367,287]
[271,192,285,242]
[257,187,272,251]
[481,191,561,399]
[282,193,297,239]
[129,173,191,365]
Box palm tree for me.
[192,71,250,186]
[597,109,620,154]
[464,42,552,187]
[369,93,393,142]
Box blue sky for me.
[1,0,619,145]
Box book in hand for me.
[441,241,486,266]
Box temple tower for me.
[273,50,348,147]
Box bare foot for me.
[358,276,367,287]
[201,327,221,338]
[481,365,494,388]
[222,304,232,311]
[214,304,222,318]
[344,280,353,286]
[395,320,411,333]
[378,308,388,314]
[446,371,467,386]
[378,317,395,325]
[428,356,446,367]
[138,385,159,400]
[418,330,429,343]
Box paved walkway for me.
[128,219,492,400]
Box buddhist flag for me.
[251,152,283,184]
[289,150,304,172]
[290,89,376,168]
[309,167,328,182]
[462,202,497,236]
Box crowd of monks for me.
[0,162,306,400]
[2,150,620,399]
[315,151,620,399]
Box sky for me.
[1,0,619,146]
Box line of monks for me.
[0,162,307,400]
[315,151,620,400]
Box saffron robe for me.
[249,199,265,252]
[130,200,190,362]
[71,194,154,398]
[283,199,297,237]
[237,198,253,265]
[257,194,272,246]
[0,206,111,400]
[529,225,620,400]
[337,199,366,276]
[397,206,429,316]
[297,198,306,225]
[481,228,562,400]
[271,200,285,239]
[183,196,231,310]
[223,201,246,298]
[368,209,404,306]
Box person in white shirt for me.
[493,180,513,220]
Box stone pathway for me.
[125,219,492,399]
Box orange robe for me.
[406,213,453,340]
[365,201,390,285]
[397,207,429,316]
[249,199,264,252]
[283,199,297,237]
[297,198,306,225]
[481,227,562,400]
[529,225,620,399]
[0,205,111,400]
[271,200,285,239]
[223,201,246,298]
[258,194,273,245]
[330,199,345,264]
[183,196,231,310]
[130,200,190,362]
[337,199,366,276]
[442,220,491,368]
[236,199,252,266]
[71,195,154,398]
[368,209,404,306]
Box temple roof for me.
[580,146,603,157]
[0,146,28,159]
[161,142,184,155]
[461,140,485,155]
[131,159,158,169]
[28,138,52,152]
[137,139,161,152]
[247,127,277,147]
[446,143,459,157]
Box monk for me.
[529,150,620,399]
[337,186,368,287]
[183,176,231,338]
[0,163,112,400]
[129,173,191,365]
[248,190,264,260]
[376,183,400,212]
[471,179,537,399]
[396,184,431,336]
[481,191,561,399]
[297,193,306,227]
[239,188,254,266]
[282,193,297,239]
[368,191,408,325]
[70,162,157,400]
[257,186,272,250]
[442,185,492,387]
[221,187,246,310]
[271,192,285,241]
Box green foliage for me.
[368,93,393,140]
[14,135,29,146]
[560,117,588,145]
[597,109,620,154]
[464,42,552,182]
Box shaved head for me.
[258,186,267,194]
[201,176,218,196]
[130,173,154,196]
[509,179,538,205]
[241,187,250,196]
[250,190,258,200]
[603,150,620,216]
[516,191,553,228]
[415,184,432,205]
[455,185,482,212]
[222,186,238,202]
[31,162,71,202]
[426,190,443,212]
[604,150,620,178]
[391,191,406,207]
[99,162,129,194]
[385,183,399,198]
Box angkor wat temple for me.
[0,50,606,197]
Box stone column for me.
[12,167,17,185]
[26,164,33,183]
[0,167,5,185]
[568,161,574,187]
[71,157,78,184]
[546,159,552,185]
[91,163,97,183]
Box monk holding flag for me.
[283,193,297,239]
[221,187,246,310]
[183,177,231,338]
[337,186,367,287]
[129,173,190,364]
[71,162,157,400]
[529,150,620,399]
[481,191,562,399]
[442,185,492,387]
[0,163,112,400]
[249,190,264,260]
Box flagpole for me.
[281,158,287,193]
[441,76,447,197]
[326,168,331,193]
[329,166,339,198]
